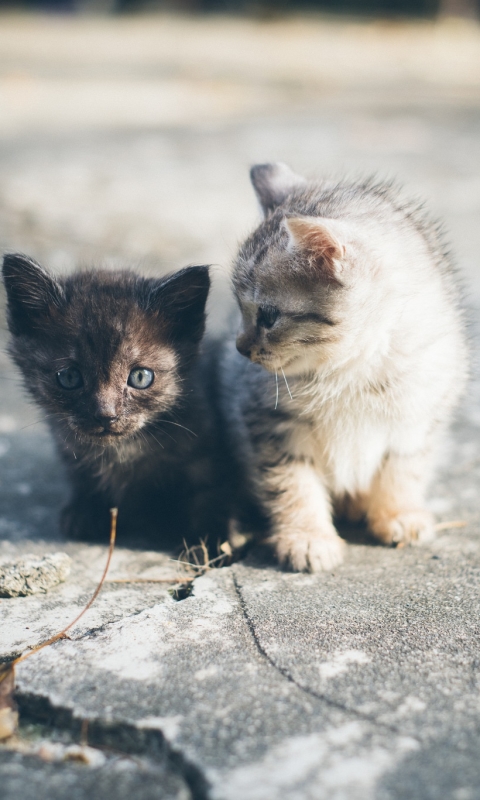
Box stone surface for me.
[0,748,192,800]
[10,569,420,799]
[0,540,191,659]
[0,552,72,597]
[1,10,480,800]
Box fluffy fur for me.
[3,254,222,547]
[218,163,468,572]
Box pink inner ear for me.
[285,217,345,283]
[286,218,344,262]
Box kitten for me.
[2,254,220,547]
[219,163,468,572]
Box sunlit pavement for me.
[1,13,480,800]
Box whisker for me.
[158,419,197,437]
[17,418,49,432]
[157,428,177,446]
[147,430,165,450]
[275,370,279,410]
[281,367,294,401]
[137,429,150,452]
[138,427,164,451]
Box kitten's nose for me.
[236,334,253,359]
[237,344,251,359]
[94,413,118,429]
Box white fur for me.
[285,214,466,499]
[230,173,467,571]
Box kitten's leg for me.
[366,451,434,546]
[262,460,345,572]
[334,492,369,523]
[61,492,111,541]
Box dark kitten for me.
[2,254,221,547]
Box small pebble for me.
[0,707,18,741]
[36,742,106,768]
[0,553,72,597]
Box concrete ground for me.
[1,11,480,799]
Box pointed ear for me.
[146,265,210,343]
[250,162,306,216]
[284,217,345,284]
[2,253,65,336]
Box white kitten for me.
[219,163,468,572]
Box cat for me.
[2,253,222,548]
[218,162,468,572]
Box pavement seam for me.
[231,568,412,738]
[9,598,213,797]
[69,603,160,642]
[3,598,174,657]
[14,690,212,800]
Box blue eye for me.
[56,367,83,390]
[128,368,154,389]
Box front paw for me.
[369,509,434,546]
[271,527,346,573]
[61,499,110,542]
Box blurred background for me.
[0,0,479,342]
[0,0,480,541]
[0,2,479,321]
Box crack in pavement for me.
[70,603,161,642]
[1,593,175,660]
[14,691,212,800]
[8,564,420,800]
[231,568,418,740]
[7,584,213,797]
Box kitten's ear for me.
[146,265,210,343]
[284,217,345,284]
[250,162,306,216]
[2,253,65,336]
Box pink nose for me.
[94,412,117,422]
[236,340,251,358]
[236,331,255,359]
[94,413,118,430]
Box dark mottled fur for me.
[3,254,225,548]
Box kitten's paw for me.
[272,529,346,573]
[61,500,110,542]
[369,509,434,547]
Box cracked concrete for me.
[1,537,192,658]
[11,569,423,799]
[1,11,480,800]
[0,742,192,800]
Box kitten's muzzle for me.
[236,332,270,362]
[236,329,254,359]
[92,413,120,434]
[236,340,252,359]
[94,413,118,426]
[236,335,275,367]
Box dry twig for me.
[434,520,467,531]
[0,508,118,741]
[106,577,188,584]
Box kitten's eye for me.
[56,367,83,390]
[257,305,280,329]
[128,368,154,390]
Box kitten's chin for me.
[75,428,138,445]
[248,352,292,372]
[253,354,311,377]
[91,431,125,442]
[261,352,327,377]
